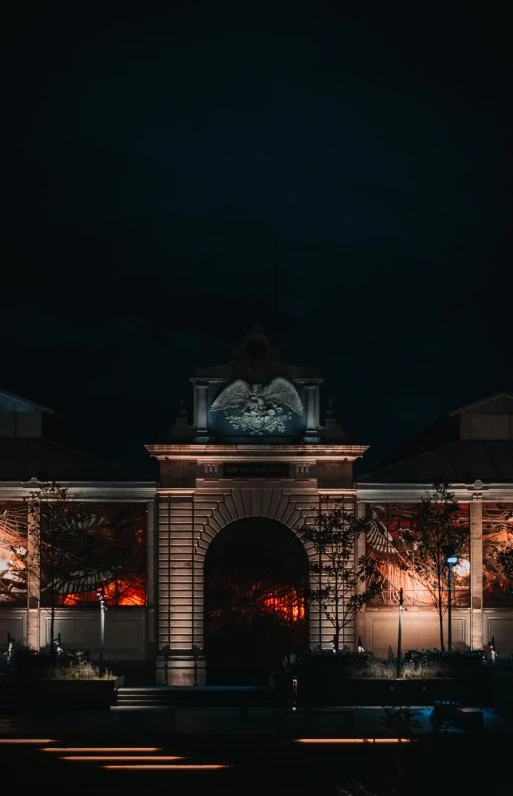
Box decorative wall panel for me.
[366,502,470,607]
[483,503,513,607]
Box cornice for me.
[145,444,369,461]
[0,481,157,501]
[189,377,325,384]
[355,480,513,502]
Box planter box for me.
[454,707,484,732]
[29,676,124,710]
[272,673,476,707]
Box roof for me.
[359,390,513,485]
[192,326,320,381]
[0,438,154,482]
[0,389,54,414]
[448,391,513,416]
[359,439,513,484]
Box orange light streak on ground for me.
[295,738,411,744]
[42,747,161,753]
[103,764,229,770]
[62,756,182,762]
[0,739,56,744]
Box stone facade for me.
[355,482,513,658]
[0,481,155,669]
[147,326,367,684]
[1,349,512,684]
[356,391,513,658]
[148,446,365,685]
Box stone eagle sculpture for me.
[211,377,304,435]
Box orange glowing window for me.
[43,504,146,608]
[263,591,305,621]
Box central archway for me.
[204,517,309,685]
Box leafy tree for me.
[497,548,513,580]
[26,482,87,657]
[298,504,380,652]
[402,482,469,652]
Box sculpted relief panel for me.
[210,377,304,436]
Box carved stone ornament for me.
[210,377,304,435]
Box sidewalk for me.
[0,705,511,737]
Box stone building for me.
[357,391,513,658]
[0,329,512,684]
[0,388,155,680]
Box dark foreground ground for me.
[1,706,511,796]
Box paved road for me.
[0,707,511,795]
[1,704,511,734]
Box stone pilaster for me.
[195,383,209,435]
[304,384,318,434]
[26,509,40,649]
[354,501,367,650]
[146,498,157,662]
[469,499,483,650]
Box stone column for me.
[27,509,41,650]
[304,384,317,434]
[469,500,483,650]
[354,501,367,650]
[195,383,209,435]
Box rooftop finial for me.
[169,399,194,439]
[321,397,347,440]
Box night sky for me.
[3,2,512,477]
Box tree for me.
[27,482,87,657]
[402,482,469,652]
[497,548,513,580]
[299,504,381,652]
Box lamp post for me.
[396,587,404,679]
[97,585,107,677]
[444,549,459,653]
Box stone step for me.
[116,699,174,706]
[115,685,276,708]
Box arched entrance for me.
[204,517,309,685]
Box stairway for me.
[115,686,276,708]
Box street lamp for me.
[443,547,459,653]
[96,584,107,677]
[396,587,404,679]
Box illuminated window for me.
[41,503,146,607]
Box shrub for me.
[382,706,422,737]
[273,649,468,680]
[9,644,116,681]
[348,660,395,680]
[404,648,484,671]
[50,661,116,680]
[9,643,50,682]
